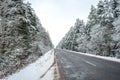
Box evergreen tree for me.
[57,0,120,58]
[75,20,86,52]
[112,0,120,58]
[110,0,119,18]
[57,19,85,51]
[88,5,98,26]
[0,0,53,78]
[87,0,115,56]
[86,5,98,53]
[57,27,74,50]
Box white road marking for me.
[85,61,96,67]
[81,59,96,67]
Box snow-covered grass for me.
[4,49,55,80]
[40,64,55,80]
[41,56,60,80]
[64,49,120,63]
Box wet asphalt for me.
[55,49,120,80]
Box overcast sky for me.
[26,0,99,46]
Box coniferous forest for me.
[1,0,120,79]
[0,0,53,78]
[57,0,120,58]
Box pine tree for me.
[57,19,85,51]
[110,0,119,17]
[0,0,53,78]
[86,5,98,53]
[88,5,98,26]
[112,0,120,58]
[75,20,86,52]
[57,27,74,50]
[57,0,120,58]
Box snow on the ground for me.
[64,49,120,63]
[4,49,55,80]
[41,58,60,80]
[40,64,55,80]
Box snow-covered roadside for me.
[40,65,55,80]
[40,59,60,80]
[4,49,55,80]
[63,49,120,63]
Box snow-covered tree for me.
[88,5,98,26]
[110,0,120,18]
[97,0,114,25]
[75,20,86,52]
[87,0,115,56]
[112,0,120,58]
[57,19,86,51]
[85,5,98,53]
[57,26,74,50]
[57,0,120,58]
[0,0,53,78]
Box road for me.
[55,49,120,80]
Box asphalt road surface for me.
[55,49,120,80]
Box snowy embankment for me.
[4,49,55,80]
[64,49,120,63]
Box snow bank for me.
[40,64,55,80]
[5,49,55,80]
[64,49,120,63]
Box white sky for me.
[26,0,98,46]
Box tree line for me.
[57,0,120,58]
[0,0,53,78]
